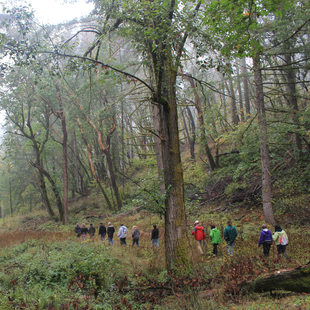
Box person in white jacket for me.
[273,225,290,260]
[117,224,128,246]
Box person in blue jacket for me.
[258,224,273,257]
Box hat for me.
[194,220,199,225]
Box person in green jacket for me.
[273,225,290,260]
[210,224,222,256]
[224,220,238,256]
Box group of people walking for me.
[74,222,160,248]
[192,220,289,260]
[75,220,289,260]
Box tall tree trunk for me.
[33,144,55,219]
[34,163,64,222]
[226,78,239,126]
[187,76,217,170]
[78,119,113,210]
[253,56,275,225]
[236,63,245,122]
[151,52,190,272]
[9,176,12,216]
[181,107,196,160]
[104,148,122,211]
[241,58,251,118]
[56,85,69,224]
[152,103,165,194]
[284,51,302,155]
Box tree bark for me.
[151,53,190,272]
[253,55,275,225]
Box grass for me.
[0,202,310,309]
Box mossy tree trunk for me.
[246,263,310,293]
[152,63,190,271]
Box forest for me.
[0,0,310,309]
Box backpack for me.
[280,234,288,245]
[122,226,128,237]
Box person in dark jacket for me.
[132,226,140,247]
[74,224,81,237]
[107,222,115,245]
[89,224,96,239]
[151,224,159,248]
[98,223,107,242]
[81,223,88,240]
[258,224,273,257]
[224,220,238,256]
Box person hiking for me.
[224,220,238,256]
[80,223,88,240]
[74,224,81,238]
[151,224,159,248]
[192,220,206,255]
[98,223,107,242]
[118,224,128,246]
[273,225,290,260]
[107,222,115,245]
[89,224,96,239]
[132,226,140,247]
[210,224,222,256]
[258,224,273,257]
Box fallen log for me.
[244,262,310,293]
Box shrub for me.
[0,240,121,308]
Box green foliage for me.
[224,182,246,197]
[0,240,121,308]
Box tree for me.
[202,0,309,224]
[84,0,206,271]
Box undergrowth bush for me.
[0,240,121,309]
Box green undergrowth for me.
[1,218,310,309]
[0,240,123,309]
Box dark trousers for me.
[277,244,289,259]
[213,243,218,256]
[262,242,271,256]
[120,238,127,246]
[132,238,139,247]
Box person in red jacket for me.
[192,220,206,254]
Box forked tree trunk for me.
[253,56,275,225]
